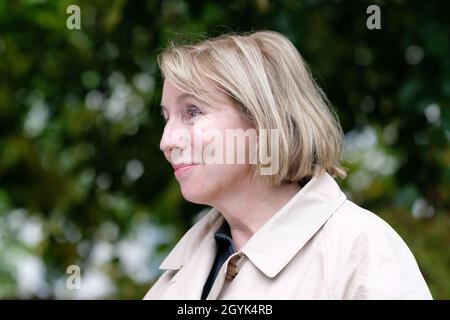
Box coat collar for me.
[159,171,347,278]
[241,171,347,278]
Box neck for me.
[210,177,301,251]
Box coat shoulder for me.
[322,199,432,299]
[323,199,414,262]
[325,200,399,239]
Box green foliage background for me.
[0,0,449,299]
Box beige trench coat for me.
[144,172,432,300]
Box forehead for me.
[161,82,201,107]
[161,80,232,109]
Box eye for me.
[186,105,202,118]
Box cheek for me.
[212,165,254,201]
[176,110,256,203]
[192,116,254,163]
[191,120,224,162]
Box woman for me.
[144,30,432,299]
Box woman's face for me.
[159,81,255,205]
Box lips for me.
[172,163,198,175]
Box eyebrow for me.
[160,93,199,111]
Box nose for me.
[159,119,188,156]
[160,121,175,154]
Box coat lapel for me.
[158,209,225,299]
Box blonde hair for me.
[157,30,347,186]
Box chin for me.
[176,166,247,205]
[179,185,212,205]
[177,167,223,205]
